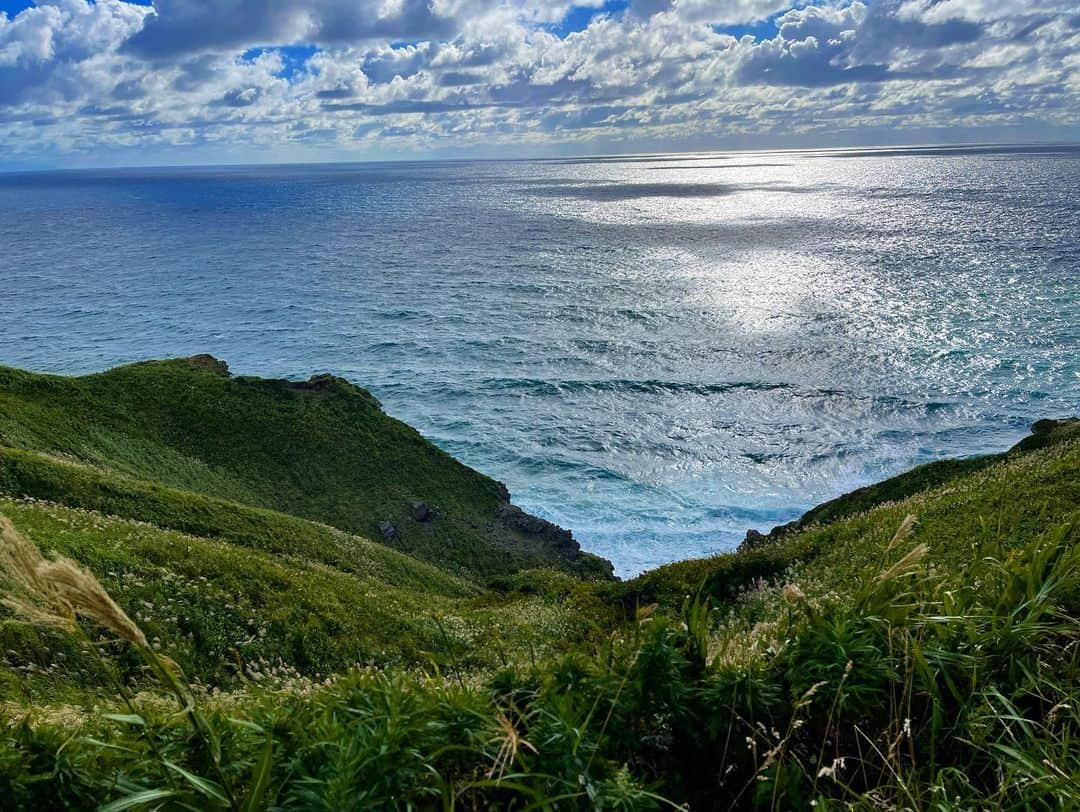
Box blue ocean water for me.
[1,145,1078,576]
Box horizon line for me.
[2,139,1078,177]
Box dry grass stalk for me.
[1,515,238,807]
[0,515,148,648]
[487,710,537,779]
[885,514,919,553]
[876,543,929,583]
[782,584,807,604]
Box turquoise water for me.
[1,145,1078,575]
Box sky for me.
[0,0,1077,168]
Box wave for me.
[478,377,795,397]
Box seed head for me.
[782,584,806,604]
[886,514,919,552]
[0,515,148,648]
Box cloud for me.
[0,0,149,107]
[630,0,794,25]
[124,0,457,58]
[0,0,148,68]
[734,1,989,86]
[0,0,1076,165]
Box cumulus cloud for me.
[0,0,148,67]
[125,0,459,57]
[647,0,794,25]
[734,1,988,86]
[0,0,1076,164]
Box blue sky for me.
[0,0,1077,168]
[548,1,628,35]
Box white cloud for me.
[0,0,1076,165]
[665,0,796,25]
[0,0,146,69]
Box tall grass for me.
[1,513,1077,809]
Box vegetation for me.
[0,358,1076,809]
[0,357,610,581]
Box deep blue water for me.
[1,145,1078,576]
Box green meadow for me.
[0,357,1076,809]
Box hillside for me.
[0,359,1075,809]
[0,356,611,582]
[615,417,1080,609]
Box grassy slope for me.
[0,492,609,701]
[0,358,615,700]
[0,421,1074,808]
[0,354,1075,808]
[615,417,1080,610]
[0,357,609,581]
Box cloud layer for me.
[1,0,1077,165]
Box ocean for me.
[1,144,1078,576]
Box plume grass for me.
[1,515,147,646]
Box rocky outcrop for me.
[185,354,230,375]
[737,528,769,553]
[409,501,434,522]
[487,479,595,568]
[495,502,580,557]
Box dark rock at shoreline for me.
[738,528,769,552]
[496,504,579,555]
[487,480,607,573]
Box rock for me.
[378,520,397,540]
[1031,418,1063,435]
[497,504,578,554]
[281,374,383,409]
[409,501,433,522]
[489,483,601,569]
[186,354,229,375]
[738,528,768,553]
[495,481,511,503]
[287,373,342,392]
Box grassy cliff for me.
[0,358,1075,810]
[0,356,611,582]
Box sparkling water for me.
[2,144,1077,575]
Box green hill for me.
[0,356,611,582]
[615,417,1080,610]
[0,357,1075,810]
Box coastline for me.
[0,355,1077,808]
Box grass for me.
[3,506,1076,809]
[614,418,1080,611]
[0,357,609,581]
[0,358,1076,809]
[0,498,610,702]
